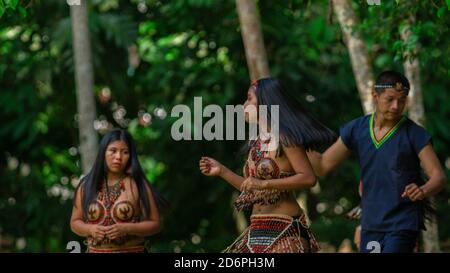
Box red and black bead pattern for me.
[224,214,319,253]
[235,138,294,211]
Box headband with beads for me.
[374,82,409,91]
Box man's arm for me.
[417,143,446,197]
[307,137,352,176]
[402,143,447,201]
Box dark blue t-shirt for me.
[340,114,431,232]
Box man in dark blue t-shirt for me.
[308,70,446,253]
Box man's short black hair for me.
[374,70,410,95]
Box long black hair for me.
[74,129,167,219]
[247,77,336,155]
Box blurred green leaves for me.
[1,0,449,252]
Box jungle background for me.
[0,0,449,252]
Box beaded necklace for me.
[97,175,126,226]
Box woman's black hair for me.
[244,77,337,156]
[74,129,167,219]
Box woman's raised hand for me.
[199,156,223,176]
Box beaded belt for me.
[88,245,145,253]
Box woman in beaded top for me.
[199,77,336,253]
[70,129,165,253]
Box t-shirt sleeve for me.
[339,119,357,151]
[410,123,432,155]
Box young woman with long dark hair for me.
[70,129,165,253]
[199,77,336,253]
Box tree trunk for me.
[400,15,441,253]
[421,210,441,253]
[235,0,270,80]
[70,0,98,174]
[332,0,374,114]
[400,17,425,127]
[233,0,271,233]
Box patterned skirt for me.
[224,214,319,253]
[87,245,145,253]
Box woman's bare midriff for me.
[252,193,303,216]
[249,148,305,217]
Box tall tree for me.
[332,0,374,114]
[70,0,98,173]
[235,0,270,80]
[401,17,425,127]
[400,14,441,253]
[233,0,271,233]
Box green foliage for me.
[1,0,449,252]
[0,0,26,18]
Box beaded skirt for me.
[224,214,319,253]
